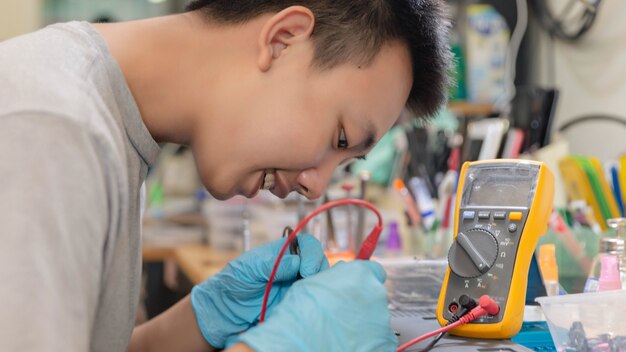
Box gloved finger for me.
[319,257,330,271]
[296,234,330,277]
[266,235,291,253]
[267,254,301,283]
[332,260,346,269]
[359,260,387,283]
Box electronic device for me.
[437,160,554,339]
[510,86,559,153]
[464,118,509,162]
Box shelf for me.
[448,101,495,116]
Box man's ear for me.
[257,6,315,72]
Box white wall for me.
[0,0,43,41]
[41,0,173,24]
[0,0,174,42]
[536,0,626,161]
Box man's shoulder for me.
[0,22,127,153]
[0,111,105,155]
[0,22,110,124]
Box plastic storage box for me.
[536,290,626,351]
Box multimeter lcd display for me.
[463,166,537,207]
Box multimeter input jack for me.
[397,295,500,352]
[458,294,478,312]
[448,295,478,323]
[422,295,480,352]
[448,302,459,314]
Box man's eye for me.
[337,127,348,149]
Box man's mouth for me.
[261,169,276,191]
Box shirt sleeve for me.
[0,113,109,351]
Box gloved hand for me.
[191,234,329,349]
[236,260,398,352]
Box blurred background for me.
[3,1,626,347]
[3,0,624,159]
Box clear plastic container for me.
[536,290,626,351]
[380,258,447,312]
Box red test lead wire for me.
[396,295,500,352]
[259,199,384,323]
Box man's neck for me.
[94,13,256,146]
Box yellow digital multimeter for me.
[436,160,554,339]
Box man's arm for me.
[0,114,109,351]
[129,295,253,352]
[131,234,329,351]
[129,295,214,352]
[226,343,256,352]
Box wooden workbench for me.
[142,245,176,263]
[173,245,240,285]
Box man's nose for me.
[296,161,338,200]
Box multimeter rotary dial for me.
[448,228,499,278]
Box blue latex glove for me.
[236,260,398,352]
[191,234,329,349]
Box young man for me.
[0,0,451,351]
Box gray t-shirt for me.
[0,21,160,351]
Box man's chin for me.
[213,193,232,201]
[203,186,235,201]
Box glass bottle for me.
[584,218,626,292]
[385,221,402,256]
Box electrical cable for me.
[530,0,603,42]
[396,295,500,352]
[418,295,478,352]
[258,202,500,352]
[494,0,528,116]
[419,333,444,352]
[557,0,579,20]
[259,199,383,323]
[558,114,626,132]
[398,321,465,352]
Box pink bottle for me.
[598,255,622,291]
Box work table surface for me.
[173,245,239,284]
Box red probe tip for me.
[355,224,382,260]
[478,295,500,316]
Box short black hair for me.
[186,0,452,117]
